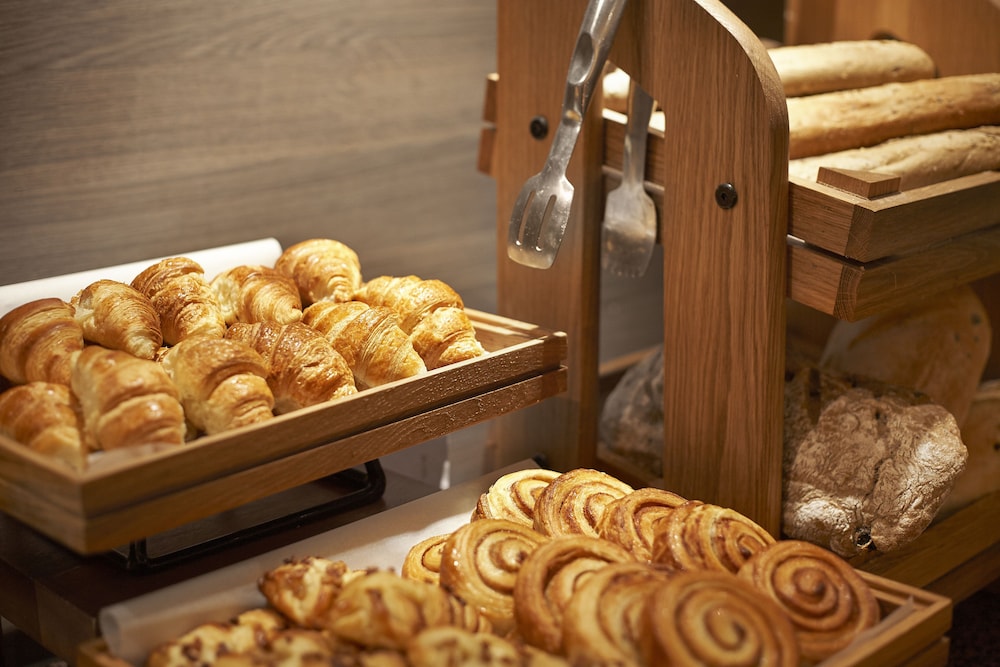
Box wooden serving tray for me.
[74,569,953,667]
[0,310,567,554]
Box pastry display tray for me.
[74,461,952,667]
[0,243,568,555]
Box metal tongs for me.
[507,0,629,269]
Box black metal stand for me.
[108,459,387,572]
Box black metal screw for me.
[715,183,738,209]
[529,115,549,140]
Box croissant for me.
[226,321,356,414]
[0,382,88,471]
[159,335,275,435]
[131,257,227,344]
[410,306,486,369]
[274,238,363,306]
[0,298,85,386]
[72,279,162,360]
[302,301,425,388]
[210,264,303,326]
[355,275,461,332]
[71,346,186,450]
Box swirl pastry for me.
[562,562,671,666]
[131,257,227,344]
[145,608,287,667]
[532,468,635,538]
[401,533,451,586]
[225,321,357,413]
[274,238,363,306]
[159,336,275,436]
[737,539,881,662]
[407,627,569,667]
[596,487,687,562]
[211,264,303,326]
[258,556,360,630]
[0,298,84,386]
[513,534,636,654]
[471,468,561,526]
[71,346,186,450]
[438,518,548,636]
[0,382,87,471]
[72,280,163,359]
[642,570,800,667]
[302,301,426,388]
[651,501,776,574]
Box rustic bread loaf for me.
[769,40,937,97]
[789,125,1000,190]
[783,365,967,557]
[787,73,1000,158]
[937,379,1000,520]
[820,285,992,426]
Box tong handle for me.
[549,0,630,166]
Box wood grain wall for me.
[0,0,499,311]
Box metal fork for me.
[507,0,629,269]
[601,80,657,277]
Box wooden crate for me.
[74,569,953,667]
[0,309,567,554]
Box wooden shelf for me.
[0,310,567,554]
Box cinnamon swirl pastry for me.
[532,468,635,538]
[257,556,360,630]
[642,570,800,667]
[562,562,672,666]
[596,487,687,562]
[401,532,451,586]
[737,539,880,662]
[513,534,636,654]
[327,570,478,651]
[407,627,569,667]
[651,501,776,574]
[471,468,560,526]
[438,518,548,636]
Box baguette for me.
[789,125,1000,189]
[769,40,936,97]
[788,73,1000,158]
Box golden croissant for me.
[356,275,486,368]
[210,264,302,326]
[131,257,227,344]
[226,321,357,414]
[71,345,186,450]
[159,335,275,436]
[302,301,425,388]
[72,279,163,359]
[275,238,363,306]
[0,298,85,386]
[0,382,88,471]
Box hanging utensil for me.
[601,79,657,277]
[507,0,629,269]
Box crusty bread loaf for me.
[788,73,1000,158]
[789,125,1000,190]
[769,40,936,97]
[820,284,992,426]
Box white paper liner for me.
[99,459,534,666]
[0,237,283,318]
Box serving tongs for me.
[507,0,629,269]
[601,79,657,277]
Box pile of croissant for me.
[145,468,882,667]
[0,239,486,471]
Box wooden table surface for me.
[0,469,437,664]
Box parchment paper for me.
[0,237,283,318]
[99,460,533,666]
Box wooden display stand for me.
[486,0,1000,613]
